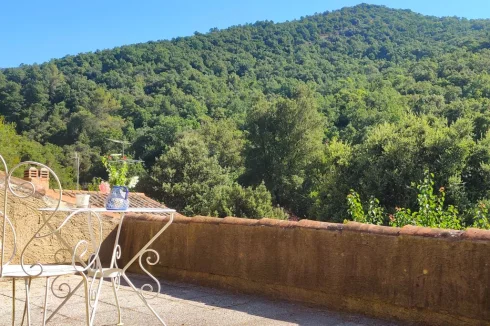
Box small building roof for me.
[44,189,185,218]
[1,171,184,218]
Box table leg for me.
[121,273,167,326]
[110,214,127,268]
[117,213,173,325]
[121,213,173,274]
[91,211,173,326]
[111,277,123,325]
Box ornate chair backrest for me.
[0,154,11,275]
[0,154,102,277]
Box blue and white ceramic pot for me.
[106,186,129,210]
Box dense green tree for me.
[244,86,324,215]
[151,132,282,218]
[3,4,490,222]
[198,118,246,176]
[151,132,230,215]
[309,139,353,222]
[0,117,74,187]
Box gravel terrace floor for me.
[0,273,401,326]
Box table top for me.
[38,207,176,213]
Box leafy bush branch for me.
[347,170,489,230]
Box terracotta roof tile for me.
[44,190,185,218]
[1,171,184,218]
[62,190,164,209]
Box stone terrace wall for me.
[0,191,119,265]
[118,215,490,326]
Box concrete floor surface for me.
[0,274,400,326]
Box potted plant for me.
[101,156,139,210]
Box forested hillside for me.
[2,4,490,225]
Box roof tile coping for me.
[46,189,179,208]
[123,214,490,241]
[61,190,164,206]
[4,171,490,242]
[0,171,48,200]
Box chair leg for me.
[22,278,32,326]
[82,276,90,326]
[89,275,104,326]
[45,279,83,324]
[12,278,16,326]
[21,281,26,326]
[42,278,50,326]
[111,277,123,325]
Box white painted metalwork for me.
[40,207,176,214]
[0,154,104,325]
[41,206,175,325]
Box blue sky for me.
[1,0,489,68]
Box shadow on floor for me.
[118,273,404,326]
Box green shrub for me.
[347,191,385,225]
[349,170,465,230]
[473,201,490,229]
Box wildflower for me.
[389,214,395,222]
[395,206,401,212]
[439,186,445,193]
[99,181,111,194]
[127,176,139,189]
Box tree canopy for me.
[2,4,490,224]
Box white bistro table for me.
[39,207,175,326]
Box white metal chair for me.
[0,154,104,326]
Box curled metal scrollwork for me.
[8,180,36,199]
[115,245,122,259]
[7,161,62,277]
[1,156,104,292]
[24,262,44,277]
[89,275,100,308]
[137,249,161,299]
[51,275,73,299]
[72,240,89,267]
[54,248,71,264]
[114,273,121,292]
[114,244,122,269]
[0,214,17,269]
